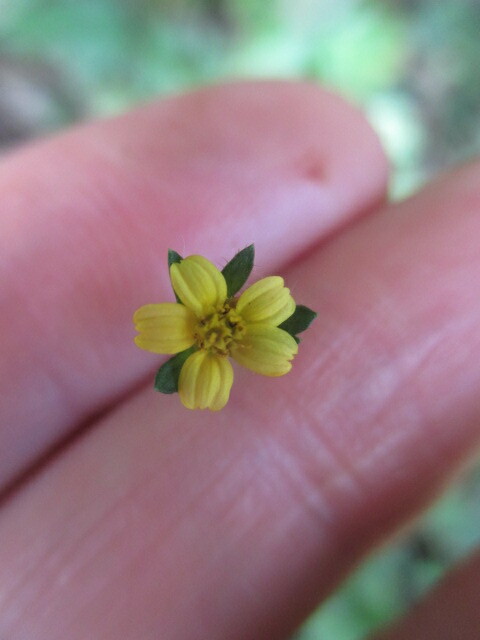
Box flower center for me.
[194,302,246,356]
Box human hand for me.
[0,81,479,639]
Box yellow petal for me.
[236,276,295,326]
[170,255,227,317]
[179,350,234,411]
[133,303,196,354]
[231,324,298,376]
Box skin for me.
[0,81,478,639]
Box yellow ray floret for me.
[237,276,295,326]
[170,255,227,317]
[231,324,298,376]
[134,303,196,354]
[179,350,234,411]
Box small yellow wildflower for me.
[134,253,299,410]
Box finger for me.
[0,80,387,488]
[1,161,479,639]
[374,549,480,640]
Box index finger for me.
[0,81,387,488]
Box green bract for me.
[167,249,183,303]
[155,345,196,394]
[278,305,317,344]
[221,244,255,298]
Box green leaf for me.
[278,305,317,338]
[154,346,196,394]
[222,244,255,298]
[168,249,183,303]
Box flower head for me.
[134,246,315,411]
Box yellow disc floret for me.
[194,303,246,356]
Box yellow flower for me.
[134,254,298,410]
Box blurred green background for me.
[1,1,479,638]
